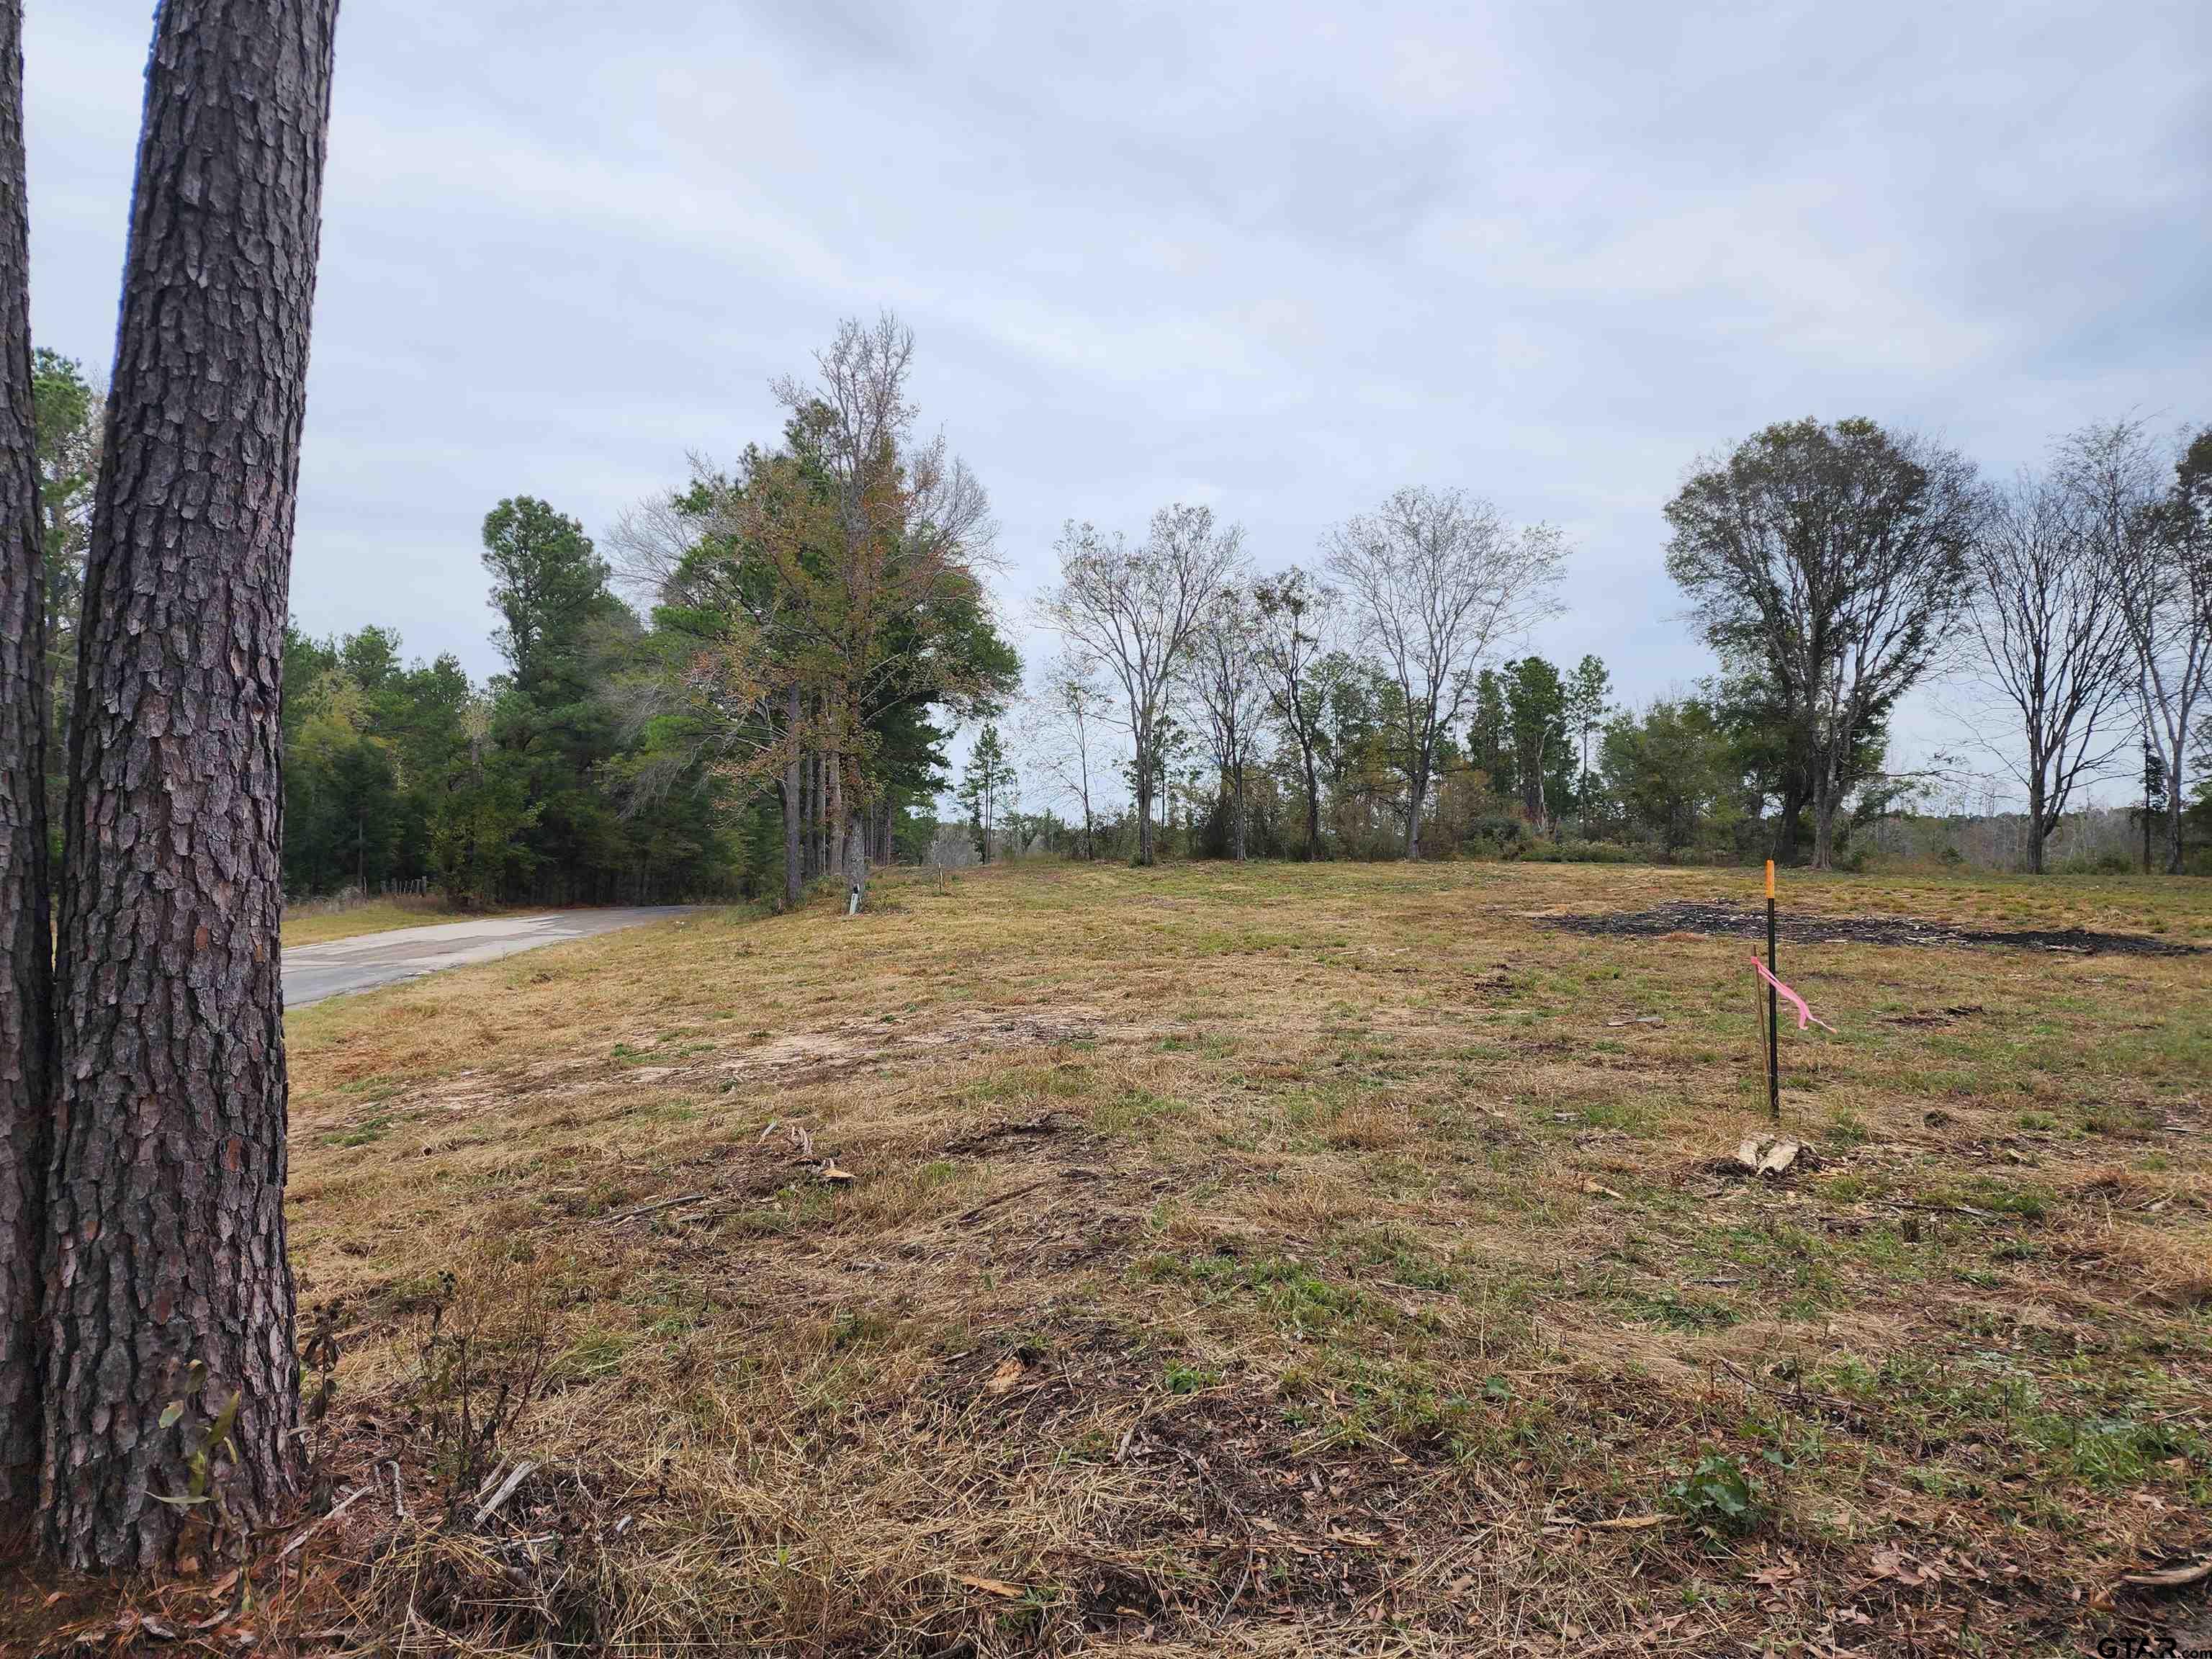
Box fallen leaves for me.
[1865,1545,1955,1588]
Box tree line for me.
[29,320,1020,912]
[1010,417,2210,875]
[279,498,747,910]
[37,354,2206,896]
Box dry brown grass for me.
[9,859,2211,1655]
[282,894,490,946]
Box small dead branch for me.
[593,1192,710,1228]
[279,1483,369,1560]
[956,1178,1056,1224]
[2121,1557,2212,1590]
[473,1460,538,1528]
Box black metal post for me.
[1766,862,1780,1120]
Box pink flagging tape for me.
[1750,956,1837,1033]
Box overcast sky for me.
[22,1,2211,805]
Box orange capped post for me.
[1763,860,1780,1118]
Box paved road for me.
[283,907,696,1008]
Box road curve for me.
[282,907,696,1008]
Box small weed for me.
[1162,1359,1220,1393]
[398,1254,559,1513]
[1825,1109,1871,1146]
[1665,1449,1763,1538]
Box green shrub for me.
[1555,839,1633,863]
[1461,817,1532,860]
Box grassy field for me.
[45,860,2212,1654]
[281,895,487,947]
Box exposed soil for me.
[1545,899,2202,957]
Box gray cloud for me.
[24,0,2211,799]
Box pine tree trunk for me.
[1578,734,1591,837]
[0,0,55,1530]
[41,0,340,1570]
[805,747,822,889]
[815,754,828,874]
[781,687,801,909]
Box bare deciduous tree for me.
[1252,567,1336,860]
[1180,582,1267,861]
[1326,487,1565,858]
[2064,419,2211,873]
[1665,419,1978,868]
[1019,653,1110,860]
[1964,469,2134,873]
[1043,505,1241,866]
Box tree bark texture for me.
[2162,760,2185,876]
[1811,770,1840,871]
[42,0,340,1569]
[1300,746,1321,861]
[1133,719,1154,866]
[781,686,801,909]
[845,817,868,909]
[0,0,55,1529]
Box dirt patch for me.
[694,1006,1110,1086]
[1546,899,2201,957]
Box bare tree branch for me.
[1040,504,1242,866]
[1325,487,1565,858]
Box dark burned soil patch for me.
[1545,899,2201,958]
